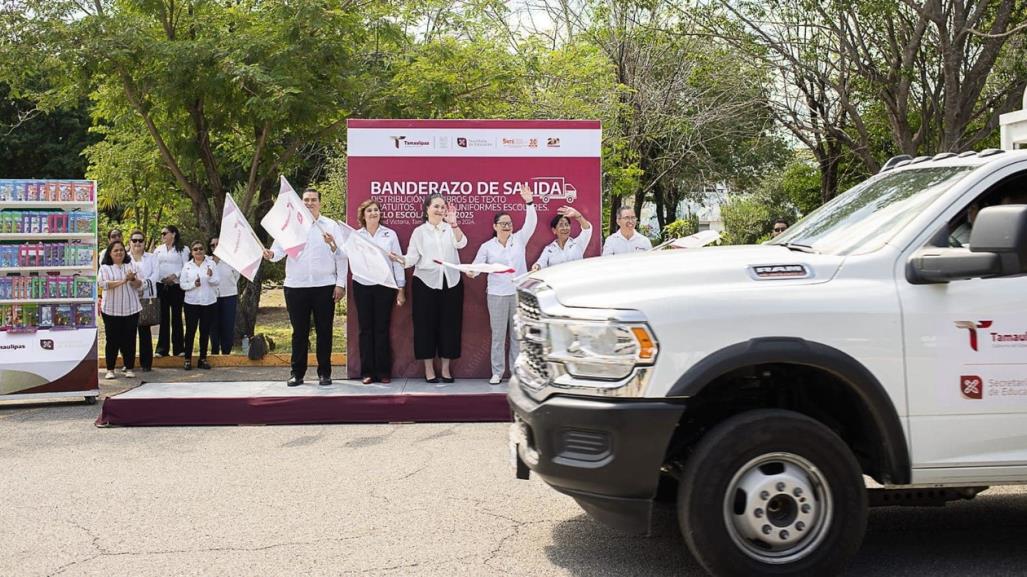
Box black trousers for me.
[156,283,185,355]
[102,312,139,371]
[284,284,335,378]
[209,295,238,355]
[183,303,215,360]
[137,324,153,370]
[412,276,463,360]
[353,282,396,378]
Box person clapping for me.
[179,241,220,371]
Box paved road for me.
[1,392,1025,576]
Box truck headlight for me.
[545,321,657,380]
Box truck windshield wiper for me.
[783,242,818,254]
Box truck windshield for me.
[768,166,976,255]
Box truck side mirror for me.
[968,205,1027,273]
[907,205,1027,284]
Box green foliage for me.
[0,85,95,179]
[757,158,822,220]
[720,195,773,245]
[662,217,699,241]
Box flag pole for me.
[227,193,267,249]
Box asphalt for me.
[0,387,1025,576]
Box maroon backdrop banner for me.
[346,119,602,379]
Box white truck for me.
[509,149,1027,576]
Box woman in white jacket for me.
[531,206,592,271]
[392,193,467,383]
[179,240,220,370]
[127,229,160,372]
[470,186,536,384]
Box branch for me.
[242,122,271,216]
[968,21,1027,38]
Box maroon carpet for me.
[97,393,512,427]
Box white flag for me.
[214,194,263,282]
[433,259,515,274]
[260,176,315,259]
[341,222,398,289]
[670,230,721,249]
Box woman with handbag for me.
[128,229,160,372]
[98,241,143,379]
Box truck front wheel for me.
[678,409,867,577]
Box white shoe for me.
[124,370,135,378]
[489,374,502,385]
[119,366,127,373]
[104,371,116,379]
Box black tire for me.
[83,395,97,405]
[678,409,867,577]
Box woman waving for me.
[470,185,536,384]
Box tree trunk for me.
[233,179,276,346]
[608,194,621,236]
[235,267,262,345]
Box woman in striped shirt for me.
[98,240,143,379]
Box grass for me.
[98,287,348,355]
[253,287,347,354]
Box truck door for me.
[897,166,1027,483]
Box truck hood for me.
[528,245,844,308]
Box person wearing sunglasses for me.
[771,218,790,238]
[602,206,651,255]
[178,241,220,370]
[127,229,160,371]
[208,236,241,355]
[467,185,536,385]
[153,225,190,357]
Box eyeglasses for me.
[130,238,144,243]
[496,222,513,227]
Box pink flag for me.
[260,176,315,258]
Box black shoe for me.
[319,376,332,386]
[183,359,192,371]
[441,376,455,383]
[425,376,440,384]
[287,376,303,387]
[198,358,212,370]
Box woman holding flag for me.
[352,199,406,384]
[391,193,467,384]
[468,185,536,384]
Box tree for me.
[0,0,402,344]
[701,0,1027,201]
[0,84,95,179]
[720,194,773,245]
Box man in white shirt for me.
[262,188,348,387]
[602,206,652,255]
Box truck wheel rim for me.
[722,452,833,565]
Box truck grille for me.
[516,288,549,383]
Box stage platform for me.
[97,379,512,427]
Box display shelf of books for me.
[0,179,99,404]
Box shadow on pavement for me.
[544,493,1027,577]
